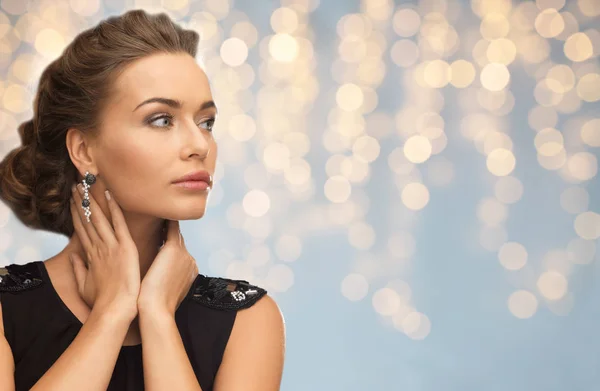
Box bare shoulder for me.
[213,293,285,391]
[234,293,283,324]
[228,293,285,346]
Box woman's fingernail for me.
[71,184,76,192]
[105,190,111,200]
[77,184,83,194]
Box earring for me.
[81,170,96,223]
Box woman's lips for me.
[173,180,210,190]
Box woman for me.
[0,9,285,391]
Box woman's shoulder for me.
[188,273,268,312]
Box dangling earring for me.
[81,170,96,223]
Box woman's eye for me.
[147,115,215,132]
[149,115,173,128]
[199,118,215,132]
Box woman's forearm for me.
[30,305,135,391]
[139,309,202,391]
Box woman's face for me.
[79,52,218,221]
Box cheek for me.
[101,144,168,205]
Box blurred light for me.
[204,0,231,20]
[275,234,302,262]
[265,264,294,292]
[245,244,271,267]
[534,8,564,38]
[574,211,600,240]
[284,158,311,186]
[498,242,528,270]
[537,270,568,300]
[271,7,299,34]
[230,22,259,48]
[392,8,421,37]
[486,38,517,65]
[372,287,401,316]
[228,113,256,141]
[401,311,431,340]
[581,118,600,147]
[477,197,508,227]
[486,148,516,176]
[263,142,291,171]
[324,176,352,203]
[401,182,430,211]
[336,83,364,111]
[269,33,299,62]
[528,105,558,130]
[404,135,432,163]
[482,130,513,156]
[341,273,369,301]
[508,290,538,319]
[494,176,523,204]
[536,0,565,10]
[1,0,28,15]
[577,73,600,102]
[242,189,271,217]
[34,28,65,57]
[534,128,564,156]
[450,59,476,88]
[70,0,101,16]
[567,152,598,181]
[423,60,451,88]
[564,32,593,62]
[546,64,575,93]
[353,135,380,163]
[480,13,510,39]
[534,79,563,106]
[471,0,512,18]
[511,1,538,32]
[348,221,376,250]
[362,0,394,21]
[537,148,567,170]
[337,13,372,39]
[517,34,550,63]
[578,0,600,17]
[555,12,580,42]
[2,83,29,113]
[480,63,510,91]
[339,36,367,63]
[391,40,420,68]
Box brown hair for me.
[0,9,199,237]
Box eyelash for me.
[145,113,216,132]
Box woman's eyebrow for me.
[133,97,217,114]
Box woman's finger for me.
[72,184,102,247]
[75,183,118,248]
[70,252,88,297]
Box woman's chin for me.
[170,209,207,221]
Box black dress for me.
[0,260,267,391]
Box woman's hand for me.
[69,183,140,319]
[137,219,198,317]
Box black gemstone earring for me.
[81,170,96,223]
